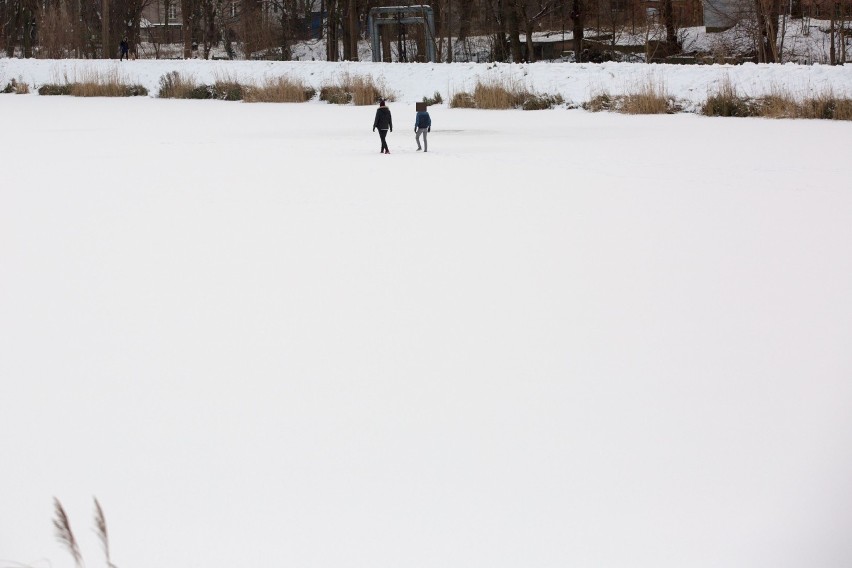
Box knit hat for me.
[379,99,386,106]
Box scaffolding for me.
[368,5,436,62]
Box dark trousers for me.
[378,129,389,152]
[120,50,129,61]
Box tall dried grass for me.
[621,75,673,114]
[450,78,562,110]
[68,69,146,97]
[702,76,755,117]
[702,78,852,120]
[583,90,616,112]
[37,69,146,97]
[799,90,852,120]
[320,73,395,105]
[244,76,316,103]
[584,75,676,114]
[473,77,528,109]
[158,71,200,98]
[449,91,475,108]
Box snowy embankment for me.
[1,57,852,568]
[3,57,852,109]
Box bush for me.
[0,79,30,95]
[38,84,73,95]
[320,85,352,105]
[212,79,244,101]
[187,85,215,99]
[158,71,199,98]
[583,93,615,112]
[1,79,28,94]
[422,91,443,105]
[703,93,756,117]
[449,91,475,108]
[523,93,564,110]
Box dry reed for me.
[158,71,200,98]
[244,76,315,103]
[702,76,754,117]
[449,91,475,108]
[53,498,83,568]
[320,73,395,106]
[94,497,116,568]
[473,77,528,109]
[702,77,852,120]
[63,69,147,97]
[621,75,673,114]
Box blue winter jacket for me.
[415,111,431,129]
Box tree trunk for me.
[202,0,215,59]
[525,18,535,62]
[326,0,338,61]
[181,0,193,57]
[571,0,584,61]
[662,0,676,46]
[493,0,509,61]
[348,0,358,61]
[447,0,453,63]
[457,0,472,43]
[506,0,522,61]
[830,11,836,64]
[102,0,110,58]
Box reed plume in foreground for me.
[94,497,117,568]
[53,497,83,568]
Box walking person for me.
[414,105,431,152]
[373,99,392,154]
[119,37,130,61]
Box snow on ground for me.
[1,59,852,568]
[3,57,852,111]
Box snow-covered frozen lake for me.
[2,87,852,568]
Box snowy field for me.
[2,60,852,568]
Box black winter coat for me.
[373,107,392,131]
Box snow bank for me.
[3,57,852,109]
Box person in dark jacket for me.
[414,108,431,152]
[373,100,393,154]
[119,37,130,61]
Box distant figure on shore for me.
[373,99,392,154]
[414,106,431,152]
[119,37,130,61]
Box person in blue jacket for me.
[414,107,431,152]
